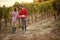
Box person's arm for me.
[12,12,14,17]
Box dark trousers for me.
[21,18,26,32]
[12,27,16,33]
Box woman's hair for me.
[20,5,23,7]
[19,5,24,9]
[14,7,17,12]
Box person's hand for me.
[17,15,26,18]
[21,15,26,17]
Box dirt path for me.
[1,16,55,40]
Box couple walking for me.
[12,6,28,33]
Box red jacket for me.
[19,8,28,19]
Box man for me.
[19,6,28,32]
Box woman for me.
[19,6,28,32]
[12,7,18,33]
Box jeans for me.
[21,18,26,32]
